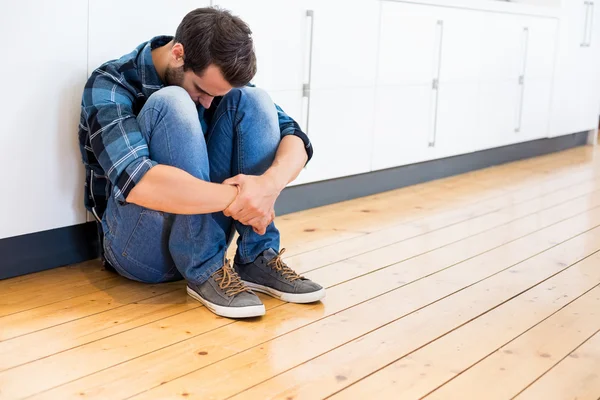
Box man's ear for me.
[171,43,185,67]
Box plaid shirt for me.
[79,36,312,218]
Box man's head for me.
[164,7,256,108]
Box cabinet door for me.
[308,0,379,90]
[291,0,379,183]
[518,17,557,142]
[371,2,442,171]
[551,0,600,137]
[475,12,523,150]
[433,8,482,156]
[88,0,210,74]
[294,87,375,185]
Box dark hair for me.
[174,7,256,87]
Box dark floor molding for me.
[0,222,98,280]
[0,131,588,280]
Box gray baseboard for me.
[275,132,589,215]
[0,131,588,280]
[0,222,99,280]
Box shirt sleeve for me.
[81,69,157,204]
[244,83,313,163]
[274,102,313,163]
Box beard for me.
[164,65,185,87]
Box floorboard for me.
[1,146,599,400]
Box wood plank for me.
[0,260,112,302]
[27,198,600,400]
[0,280,181,341]
[424,286,600,400]
[304,189,600,288]
[0,147,594,399]
[514,331,600,400]
[123,217,600,400]
[280,158,600,272]
[0,275,125,318]
[278,156,600,258]
[0,289,195,371]
[234,237,600,400]
[290,180,600,277]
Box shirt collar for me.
[138,35,173,97]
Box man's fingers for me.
[253,226,266,235]
[224,198,244,218]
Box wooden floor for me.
[2,147,600,400]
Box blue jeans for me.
[102,86,281,284]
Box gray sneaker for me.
[234,249,326,304]
[187,261,265,319]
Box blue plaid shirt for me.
[79,36,312,218]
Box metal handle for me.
[587,2,595,46]
[302,10,315,133]
[583,1,591,47]
[428,20,444,147]
[515,27,529,133]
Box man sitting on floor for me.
[78,7,325,319]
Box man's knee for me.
[142,86,200,130]
[223,86,276,116]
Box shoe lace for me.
[212,261,252,297]
[267,249,304,282]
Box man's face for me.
[165,63,232,109]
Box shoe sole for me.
[242,281,326,304]
[186,287,265,319]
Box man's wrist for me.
[263,168,287,193]
[222,184,239,211]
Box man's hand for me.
[223,174,283,235]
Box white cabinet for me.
[372,2,558,172]
[371,2,443,170]
[216,0,379,185]
[519,17,558,142]
[434,8,486,157]
[551,0,600,137]
[294,0,379,184]
[88,0,211,74]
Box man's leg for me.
[206,87,281,264]
[206,87,325,303]
[103,86,227,284]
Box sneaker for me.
[234,249,326,303]
[187,261,265,319]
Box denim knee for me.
[221,86,275,115]
[141,86,200,135]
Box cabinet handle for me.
[587,2,595,46]
[302,10,315,133]
[429,20,444,148]
[515,27,529,133]
[583,1,592,47]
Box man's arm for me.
[127,165,237,214]
[264,134,308,189]
[223,97,311,235]
[84,70,236,215]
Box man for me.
[78,7,325,319]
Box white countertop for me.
[382,0,561,18]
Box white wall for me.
[0,0,88,239]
